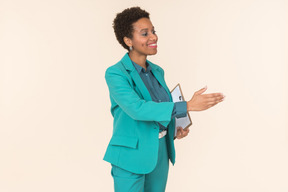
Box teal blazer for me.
[103,53,176,174]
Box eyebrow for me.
[139,27,155,32]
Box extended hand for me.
[187,86,224,111]
[176,127,190,139]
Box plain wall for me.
[1,0,287,191]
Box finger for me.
[206,96,224,104]
[206,93,225,101]
[204,93,224,98]
[178,129,185,139]
[176,132,183,139]
[176,128,182,137]
[194,86,207,95]
[180,128,188,137]
[183,130,189,137]
[207,96,225,105]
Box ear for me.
[123,37,132,47]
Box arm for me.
[187,86,225,111]
[175,87,225,140]
[105,67,174,127]
[172,101,187,119]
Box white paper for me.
[171,84,192,136]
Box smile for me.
[148,43,157,48]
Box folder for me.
[171,84,192,136]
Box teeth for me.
[149,44,157,46]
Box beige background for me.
[1,0,287,191]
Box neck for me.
[128,51,147,70]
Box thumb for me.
[194,86,207,95]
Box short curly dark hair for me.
[113,7,150,51]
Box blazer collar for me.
[121,53,161,73]
[120,53,171,101]
[121,53,135,71]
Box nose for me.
[150,33,157,41]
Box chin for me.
[148,50,157,55]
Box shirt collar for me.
[132,61,152,74]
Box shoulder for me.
[105,61,126,77]
[105,53,133,77]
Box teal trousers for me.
[111,136,169,192]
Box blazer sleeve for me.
[105,66,174,127]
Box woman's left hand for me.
[176,127,190,139]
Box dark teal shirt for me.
[132,61,187,131]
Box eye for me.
[141,32,148,36]
[152,30,156,34]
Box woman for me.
[104,7,224,192]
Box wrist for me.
[187,101,192,111]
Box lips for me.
[148,43,157,48]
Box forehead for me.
[132,18,154,31]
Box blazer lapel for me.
[121,53,152,101]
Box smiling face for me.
[124,18,158,57]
